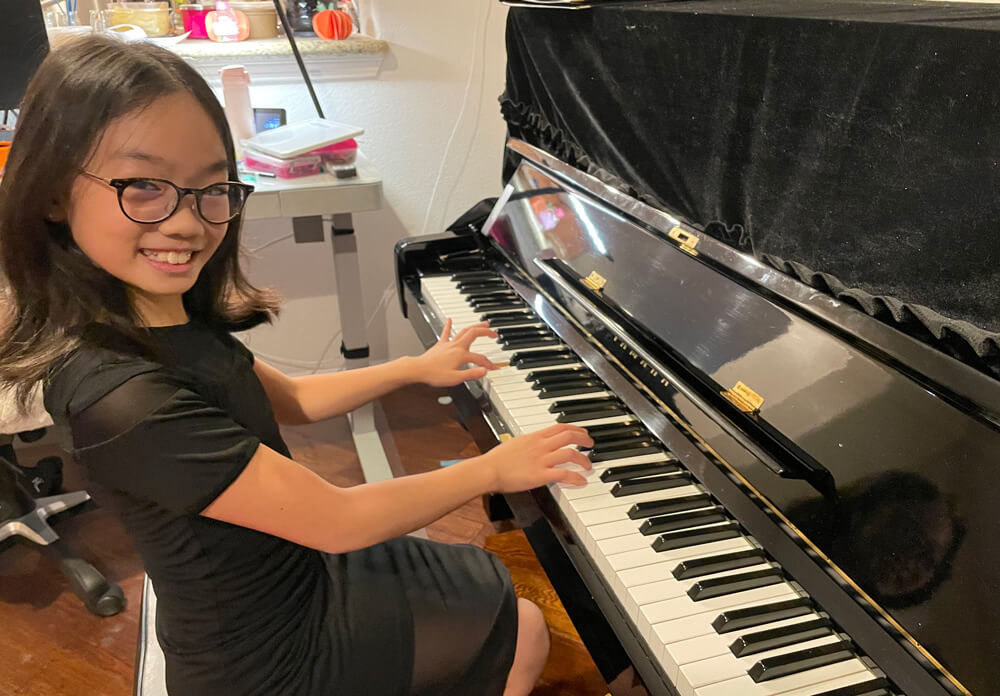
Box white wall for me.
[235,0,509,374]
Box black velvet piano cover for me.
[501,0,1000,374]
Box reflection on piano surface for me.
[395,140,997,696]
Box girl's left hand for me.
[412,318,499,387]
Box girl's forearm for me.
[292,357,419,422]
[330,457,497,551]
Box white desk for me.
[242,155,393,484]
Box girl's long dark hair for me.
[0,35,279,410]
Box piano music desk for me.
[242,154,393,484]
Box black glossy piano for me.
[396,139,998,696]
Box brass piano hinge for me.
[582,271,607,293]
[668,226,699,255]
[721,381,765,415]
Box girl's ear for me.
[46,196,66,222]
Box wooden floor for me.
[0,384,609,696]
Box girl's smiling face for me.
[65,91,232,325]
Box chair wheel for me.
[91,584,126,617]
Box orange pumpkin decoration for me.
[312,9,353,40]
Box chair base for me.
[0,490,90,545]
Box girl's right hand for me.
[479,424,595,492]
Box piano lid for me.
[485,140,1000,695]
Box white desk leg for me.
[329,213,394,484]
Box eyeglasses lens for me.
[121,180,247,224]
[121,179,177,223]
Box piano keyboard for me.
[419,271,900,696]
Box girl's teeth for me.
[143,250,193,264]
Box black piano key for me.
[747,640,854,683]
[550,396,622,413]
[628,493,713,519]
[538,383,606,399]
[639,506,727,535]
[687,566,784,601]
[485,314,538,328]
[712,598,815,634]
[671,548,768,578]
[584,422,646,441]
[498,326,551,340]
[470,293,522,304]
[652,521,741,552]
[729,617,834,657]
[592,443,666,463]
[481,309,533,321]
[612,473,691,496]
[531,370,595,383]
[532,376,601,392]
[481,308,531,317]
[450,271,498,282]
[510,350,576,368]
[527,366,591,382]
[474,304,526,316]
[809,678,892,696]
[688,567,785,602]
[456,280,507,291]
[501,336,562,350]
[557,407,629,423]
[466,293,518,304]
[462,288,515,299]
[590,434,658,451]
[601,460,682,482]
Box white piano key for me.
[676,635,843,696]
[598,521,734,557]
[664,612,827,682]
[641,582,796,639]
[647,588,805,657]
[692,658,875,696]
[625,562,776,619]
[574,485,704,518]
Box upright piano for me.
[395,139,998,696]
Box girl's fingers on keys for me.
[537,423,588,439]
[545,428,594,448]
[456,326,498,346]
[541,448,592,471]
[464,352,498,370]
[545,466,588,487]
[439,318,453,341]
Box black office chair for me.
[0,430,125,617]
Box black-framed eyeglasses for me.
[81,171,255,225]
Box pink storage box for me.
[307,138,358,166]
[243,148,322,179]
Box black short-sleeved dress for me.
[43,322,518,696]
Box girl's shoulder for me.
[43,343,164,423]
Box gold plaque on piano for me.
[582,271,607,292]
[721,381,765,415]
[668,226,699,255]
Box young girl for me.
[0,36,592,696]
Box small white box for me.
[241,118,364,159]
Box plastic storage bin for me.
[243,148,322,179]
[307,138,358,166]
